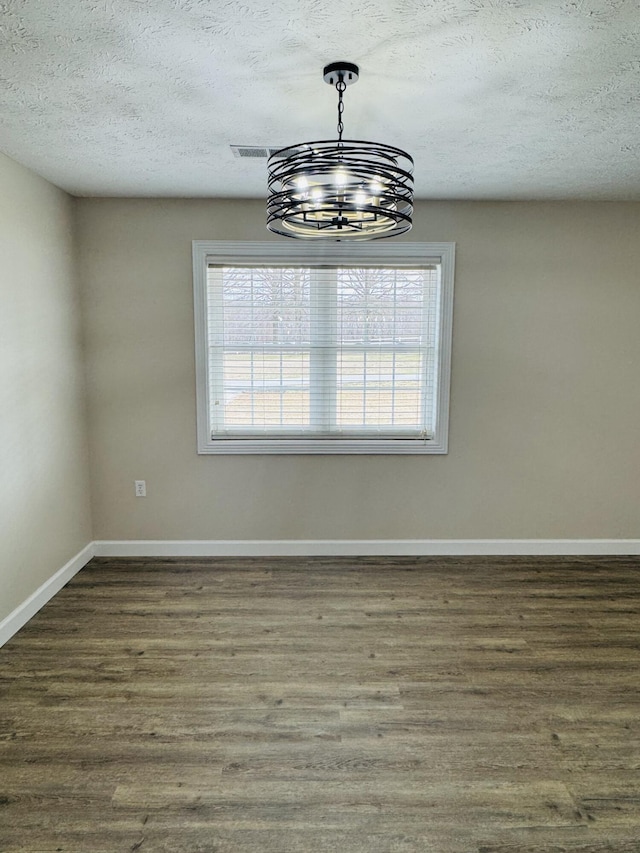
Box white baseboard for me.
[0,542,95,648]
[93,539,640,558]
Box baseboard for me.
[0,542,95,648]
[93,539,640,558]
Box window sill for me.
[197,437,448,455]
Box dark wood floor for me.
[1,556,640,852]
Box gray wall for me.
[0,153,91,624]
[76,198,640,541]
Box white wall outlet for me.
[134,480,146,497]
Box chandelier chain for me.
[336,78,346,141]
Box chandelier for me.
[267,62,414,241]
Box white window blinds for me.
[208,264,439,438]
[193,242,455,454]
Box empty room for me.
[1,1,640,851]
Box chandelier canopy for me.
[267,62,414,241]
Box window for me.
[193,241,455,454]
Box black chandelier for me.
[267,62,414,241]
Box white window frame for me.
[193,241,455,455]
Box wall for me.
[76,198,640,541]
[0,153,91,624]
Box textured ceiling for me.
[0,0,639,199]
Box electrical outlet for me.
[134,480,146,497]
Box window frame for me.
[193,240,455,455]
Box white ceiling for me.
[1,0,639,199]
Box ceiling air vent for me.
[230,145,283,159]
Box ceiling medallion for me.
[267,62,414,241]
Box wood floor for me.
[1,556,640,853]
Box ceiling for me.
[1,0,639,199]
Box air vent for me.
[230,145,283,159]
